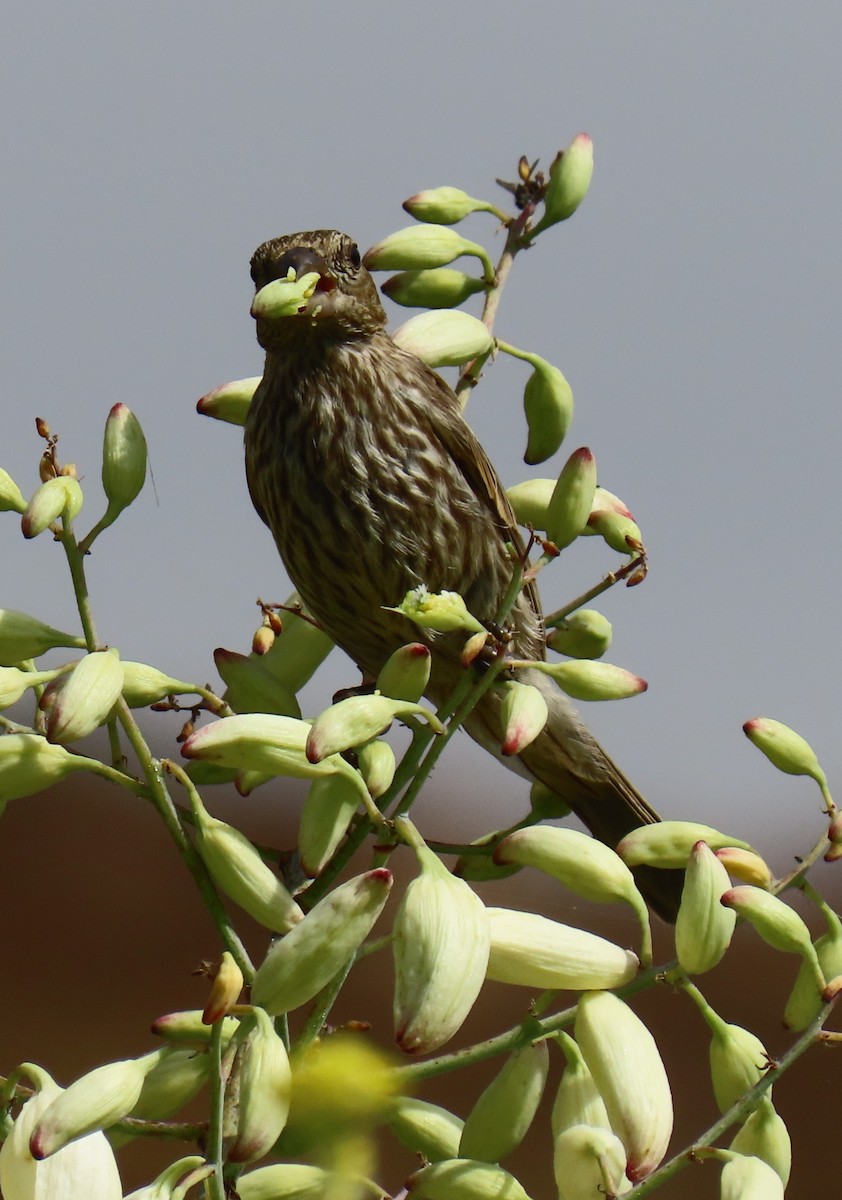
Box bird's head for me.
[250,229,387,352]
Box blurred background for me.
[1,3,840,1196]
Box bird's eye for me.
[348,243,361,270]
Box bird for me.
[244,229,681,920]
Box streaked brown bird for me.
[244,229,681,919]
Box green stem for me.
[206,1019,226,1200]
[293,955,357,1057]
[544,552,647,629]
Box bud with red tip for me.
[531,658,647,702]
[499,680,549,755]
[43,648,124,744]
[306,693,442,762]
[21,477,83,538]
[743,717,827,787]
[675,841,737,975]
[101,404,147,521]
[529,133,595,238]
[721,886,825,987]
[197,376,261,426]
[545,447,596,550]
[714,847,773,888]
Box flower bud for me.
[192,795,304,934]
[553,1124,628,1200]
[122,1155,212,1198]
[719,1153,784,1200]
[150,1010,239,1045]
[196,376,261,426]
[43,648,124,744]
[388,586,486,634]
[729,1097,791,1187]
[30,1053,161,1157]
[376,643,432,702]
[364,225,494,281]
[784,903,842,1030]
[528,780,571,820]
[453,829,522,882]
[714,847,773,888]
[825,811,842,861]
[225,1009,292,1163]
[586,510,644,555]
[551,1032,611,1138]
[546,609,612,660]
[460,629,490,667]
[545,447,596,550]
[486,907,638,991]
[505,477,554,529]
[575,991,673,1182]
[0,734,100,804]
[616,821,754,869]
[675,841,737,975]
[405,1159,530,1200]
[0,608,86,666]
[306,693,442,763]
[202,952,244,1024]
[499,680,548,755]
[250,271,321,319]
[706,1012,770,1113]
[0,665,60,710]
[252,869,393,1014]
[0,1070,122,1199]
[389,1097,464,1162]
[459,1039,549,1162]
[21,477,83,538]
[119,661,199,707]
[743,717,826,786]
[394,836,490,1054]
[530,134,594,237]
[252,624,275,656]
[101,403,147,517]
[356,737,396,798]
[520,355,574,465]
[382,268,486,309]
[393,310,494,368]
[298,772,364,877]
[531,659,647,702]
[721,887,823,985]
[0,467,26,514]
[403,187,497,224]
[117,1049,211,1133]
[235,1164,334,1200]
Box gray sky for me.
[2,2,840,858]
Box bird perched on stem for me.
[244,229,681,920]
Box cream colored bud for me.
[575,991,673,1182]
[520,355,574,465]
[389,1097,464,1162]
[213,648,300,718]
[364,225,494,281]
[252,869,393,1014]
[545,447,596,550]
[586,510,644,555]
[460,630,490,667]
[721,887,824,985]
[530,133,595,237]
[101,403,147,516]
[298,772,363,877]
[784,904,842,1030]
[120,661,199,707]
[406,1159,531,1200]
[486,907,638,991]
[459,1039,549,1162]
[531,658,647,702]
[729,1097,791,1187]
[719,1153,784,1200]
[375,642,432,702]
[707,1014,770,1113]
[306,693,442,762]
[551,1031,611,1138]
[118,1049,210,1133]
[388,586,486,634]
[202,952,245,1024]
[0,665,60,710]
[499,680,548,755]
[382,268,486,309]
[0,608,86,666]
[553,1124,628,1200]
[617,821,754,869]
[0,467,27,514]
[453,829,522,882]
[546,609,613,660]
[225,1009,292,1163]
[150,1010,239,1045]
[356,738,397,798]
[714,847,773,888]
[743,717,826,786]
[250,271,321,319]
[235,1164,335,1200]
[393,310,494,368]
[252,624,275,656]
[506,477,554,529]
[21,476,83,538]
[394,836,490,1054]
[43,648,124,744]
[676,841,737,975]
[197,376,261,426]
[0,734,97,804]
[403,186,497,224]
[122,1155,212,1198]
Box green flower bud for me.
[356,737,396,798]
[453,829,523,883]
[0,608,86,666]
[250,271,321,319]
[202,952,245,1025]
[382,268,486,309]
[531,659,647,702]
[586,509,644,555]
[392,310,494,368]
[306,693,442,763]
[546,609,613,660]
[714,847,773,888]
[499,680,548,756]
[721,887,824,986]
[528,780,571,820]
[0,734,97,804]
[743,717,826,786]
[0,1071,122,1199]
[122,1155,212,1199]
[394,835,490,1054]
[405,1159,532,1200]
[119,661,200,707]
[21,476,83,538]
[298,772,363,877]
[252,869,392,1014]
[551,1032,611,1139]
[43,648,123,744]
[225,1009,292,1163]
[388,1097,464,1162]
[257,604,334,694]
[196,376,261,426]
[376,643,432,702]
[521,356,574,465]
[0,467,27,514]
[675,841,737,975]
[236,1164,335,1200]
[388,586,486,635]
[0,665,61,710]
[403,187,498,224]
[459,1039,549,1162]
[192,794,303,933]
[364,225,494,281]
[784,904,842,1030]
[719,1153,784,1200]
[729,1097,791,1186]
[486,907,638,991]
[707,1013,770,1113]
[553,1124,628,1200]
[150,1010,240,1045]
[101,403,147,518]
[530,133,595,238]
[506,477,554,529]
[575,991,673,1183]
[616,821,754,869]
[545,447,596,550]
[30,1052,162,1157]
[122,1048,210,1126]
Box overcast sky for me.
[2,2,840,863]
